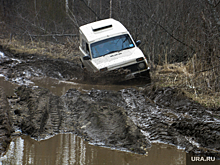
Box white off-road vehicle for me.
[79,18,150,80]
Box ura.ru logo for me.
[191,156,215,162]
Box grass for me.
[0,37,80,61]
[150,61,220,108]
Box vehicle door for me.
[81,40,95,71]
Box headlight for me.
[138,62,146,69]
[100,67,108,72]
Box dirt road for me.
[0,46,220,158]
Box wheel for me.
[140,70,151,83]
[80,59,85,69]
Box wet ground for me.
[0,46,220,164]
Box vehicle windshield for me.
[91,34,135,58]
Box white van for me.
[79,18,150,80]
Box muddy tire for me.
[140,70,151,83]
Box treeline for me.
[0,0,220,89]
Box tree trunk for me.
[109,0,112,18]
[66,0,69,13]
[100,0,102,17]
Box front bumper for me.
[125,67,150,80]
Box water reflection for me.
[32,77,137,96]
[0,134,186,165]
[0,75,140,97]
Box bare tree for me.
[66,0,69,13]
[109,0,112,18]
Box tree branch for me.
[80,0,100,20]
[66,7,79,28]
[196,64,220,73]
[136,3,196,54]
[214,1,220,7]
[17,13,47,33]
[30,34,79,37]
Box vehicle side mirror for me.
[83,55,91,60]
[136,40,141,47]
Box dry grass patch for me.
[151,61,220,108]
[0,37,80,61]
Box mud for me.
[143,86,220,157]
[0,45,84,84]
[0,87,13,155]
[0,46,220,158]
[6,85,220,158]
[8,85,150,154]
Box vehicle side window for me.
[82,40,90,55]
[86,43,90,55]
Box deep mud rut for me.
[0,46,220,158]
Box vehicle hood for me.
[92,47,144,70]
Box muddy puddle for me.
[32,77,138,96]
[0,75,139,97]
[0,134,186,165]
[0,76,187,165]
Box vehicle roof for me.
[79,18,128,43]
